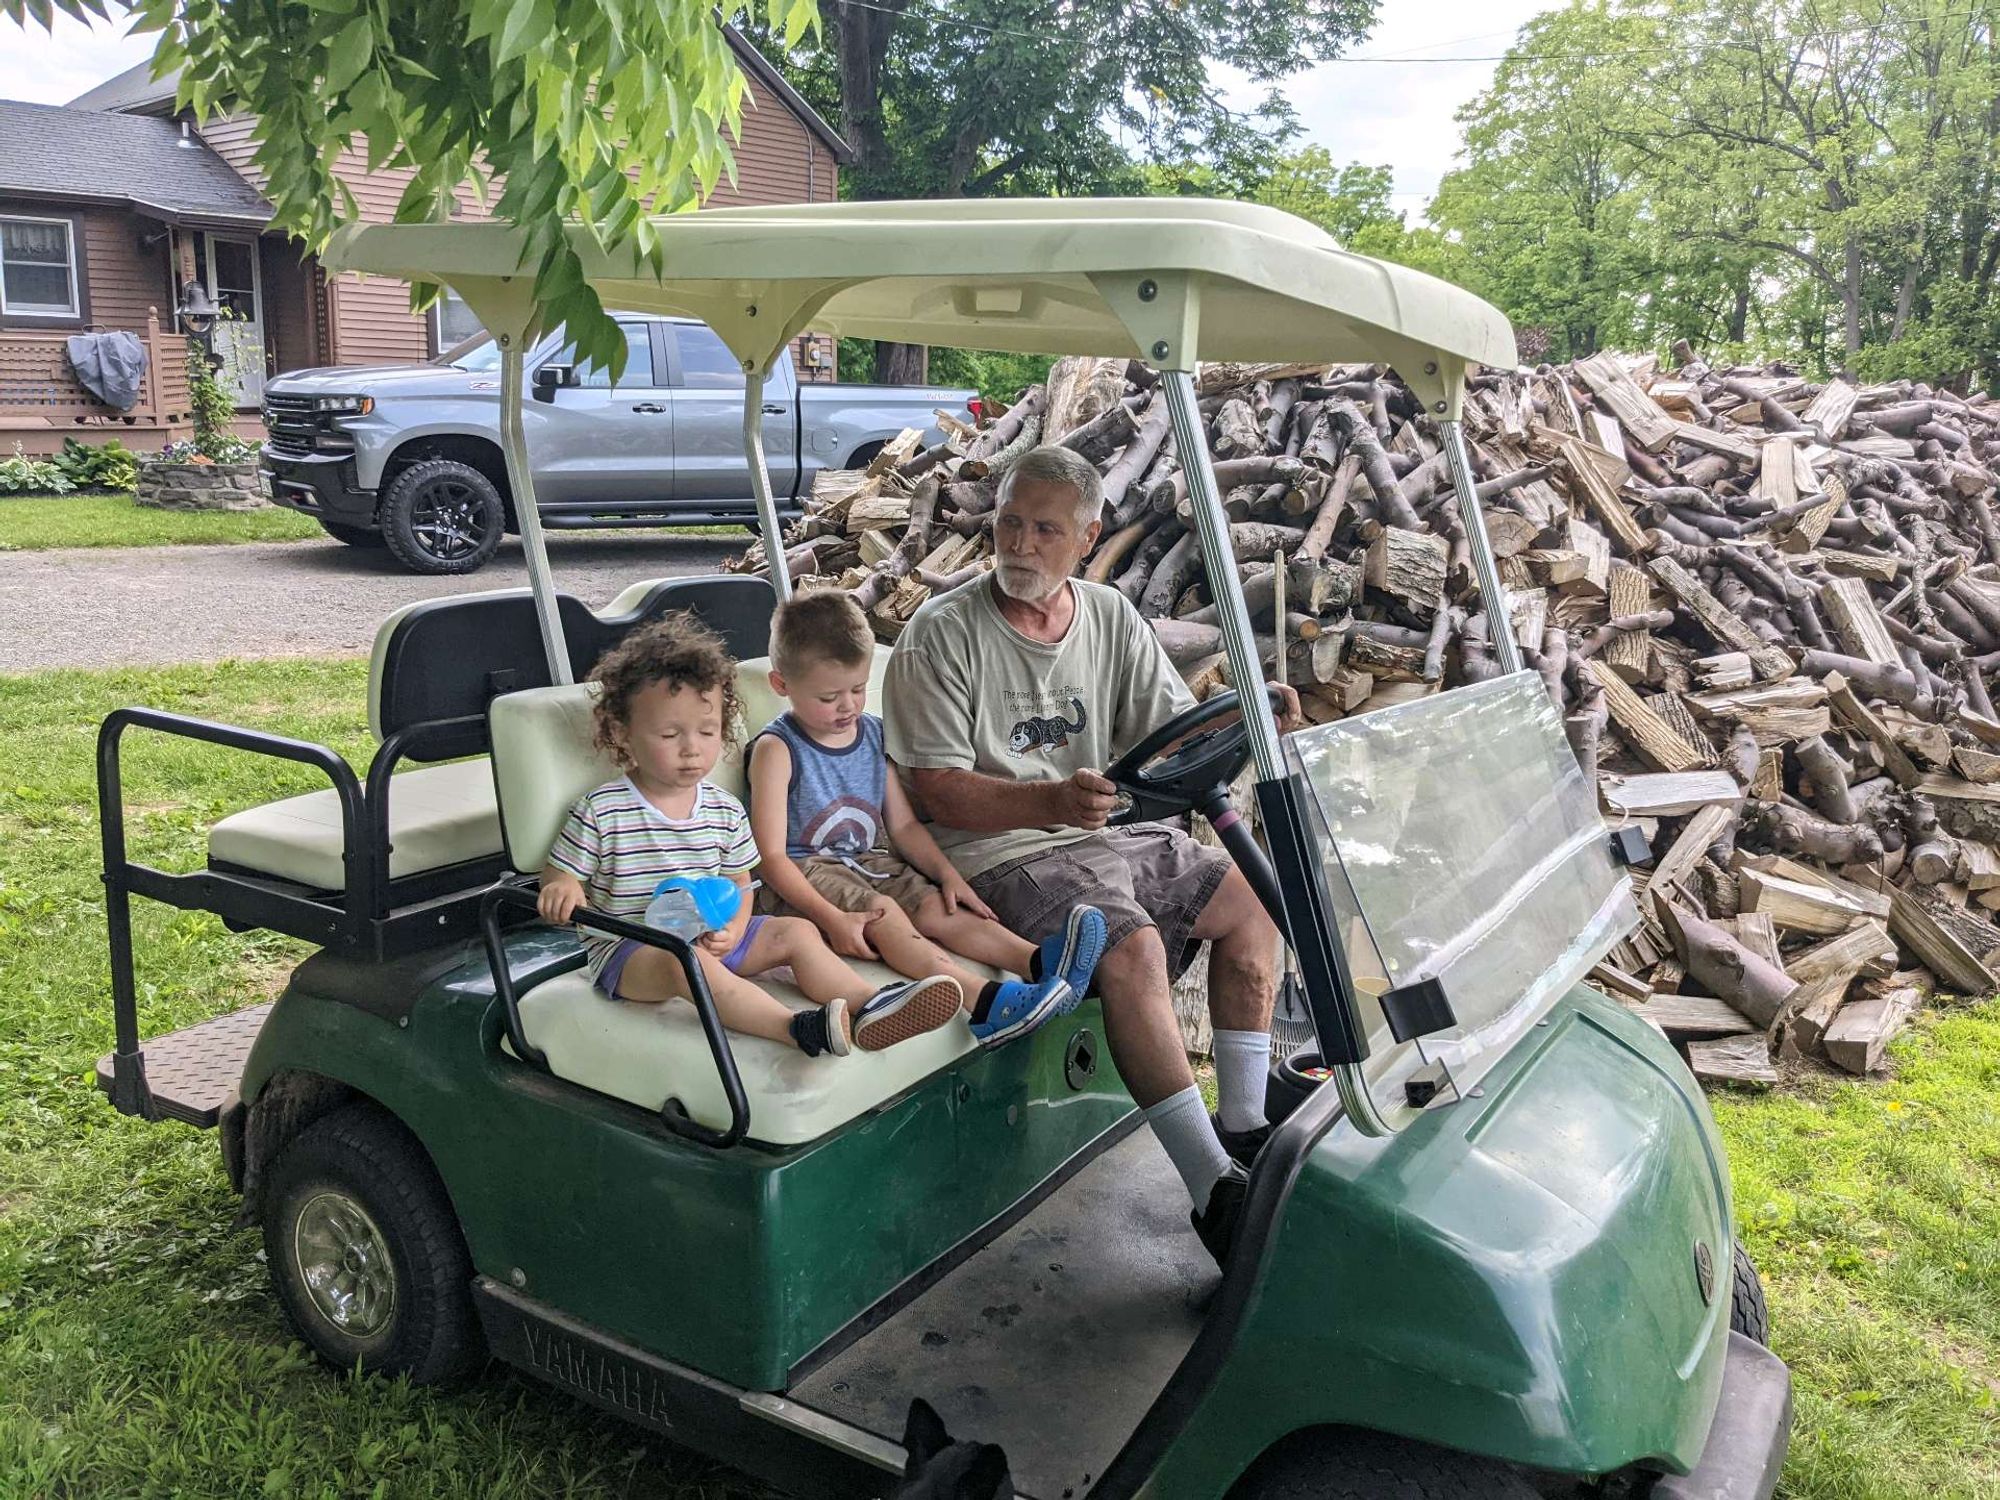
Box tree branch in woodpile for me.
[1660,902,1800,1028]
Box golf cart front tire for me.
[1231,1428,1540,1498]
[263,1101,483,1383]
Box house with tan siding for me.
[0,31,846,455]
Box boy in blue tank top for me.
[748,591,1106,1046]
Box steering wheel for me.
[1104,684,1291,826]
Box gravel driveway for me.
[1,531,746,672]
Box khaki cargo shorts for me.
[969,825,1229,980]
[755,849,939,917]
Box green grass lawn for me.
[0,658,1995,1497]
[0,492,323,549]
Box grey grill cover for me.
[64,331,149,411]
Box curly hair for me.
[588,612,742,766]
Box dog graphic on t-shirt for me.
[1006,697,1087,756]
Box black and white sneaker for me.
[789,998,852,1058]
[852,975,962,1051]
[1191,1162,1252,1269]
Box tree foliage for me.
[6,0,819,374]
[742,0,1377,378]
[1429,0,2000,388]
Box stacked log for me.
[728,346,2000,1088]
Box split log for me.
[1687,1034,1780,1087]
[1364,528,1448,618]
[1637,992,1759,1039]
[1886,885,1999,994]
[1823,985,1919,1073]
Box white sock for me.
[1213,1029,1272,1134]
[1145,1085,1232,1213]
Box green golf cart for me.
[94,198,1790,1498]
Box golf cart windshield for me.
[1285,672,1637,1101]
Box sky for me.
[0,0,1556,223]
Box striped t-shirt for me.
[547,776,758,972]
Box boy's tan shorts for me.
[755,850,939,917]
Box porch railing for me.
[0,310,192,430]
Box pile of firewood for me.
[727,344,2000,1089]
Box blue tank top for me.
[753,712,889,862]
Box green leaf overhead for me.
[6,0,821,376]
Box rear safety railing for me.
[98,708,370,1119]
[479,884,752,1150]
[96,706,493,1121]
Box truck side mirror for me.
[531,364,576,403]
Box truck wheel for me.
[1730,1241,1770,1346]
[317,518,385,548]
[379,459,504,575]
[1231,1429,1540,1498]
[262,1102,483,1383]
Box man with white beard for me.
[883,444,1300,1267]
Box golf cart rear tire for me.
[262,1101,483,1384]
[379,458,505,575]
[1729,1241,1770,1346]
[316,518,385,548]
[1231,1428,1540,1498]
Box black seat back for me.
[375,576,776,762]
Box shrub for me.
[49,437,140,493]
[0,443,74,496]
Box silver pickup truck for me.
[258,313,975,574]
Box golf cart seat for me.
[488,649,1000,1147]
[201,576,774,915]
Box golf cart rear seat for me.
[485,649,999,1148]
[101,575,776,959]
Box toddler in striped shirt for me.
[538,614,961,1058]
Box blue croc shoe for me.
[968,976,1073,1048]
[1038,904,1108,1012]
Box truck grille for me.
[262,394,319,456]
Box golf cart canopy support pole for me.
[1162,372,1284,782]
[499,340,573,685]
[744,367,792,601]
[1163,371,1392,1137]
[1441,419,1522,675]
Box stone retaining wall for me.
[135,460,268,512]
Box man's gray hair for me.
[996,443,1103,529]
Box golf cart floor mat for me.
[95,1002,272,1128]
[791,1131,1213,1498]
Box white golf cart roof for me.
[324,197,1513,415]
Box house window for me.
[430,288,484,355]
[0,216,79,318]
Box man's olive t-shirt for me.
[883,574,1194,878]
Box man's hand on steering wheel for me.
[1271,682,1304,733]
[1101,682,1301,826]
[1055,768,1122,830]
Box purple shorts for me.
[595,915,768,999]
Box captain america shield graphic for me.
[801,795,881,856]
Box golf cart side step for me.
[95,1002,272,1128]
